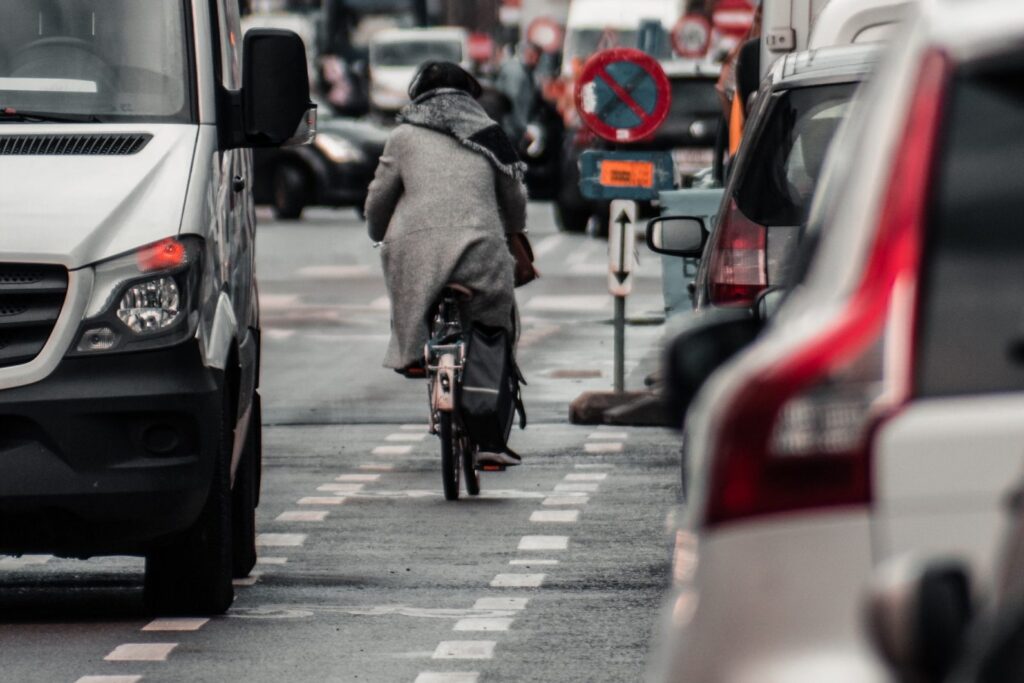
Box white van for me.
[561,0,684,76]
[368,26,470,113]
[0,0,313,615]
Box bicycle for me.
[426,284,480,501]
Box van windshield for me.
[371,40,463,68]
[0,0,193,123]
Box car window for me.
[915,53,1024,397]
[734,83,856,227]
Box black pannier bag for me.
[459,324,526,454]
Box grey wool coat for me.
[366,123,528,369]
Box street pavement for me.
[0,203,683,683]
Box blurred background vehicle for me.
[253,101,389,219]
[368,26,470,115]
[655,0,1024,680]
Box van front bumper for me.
[0,339,222,557]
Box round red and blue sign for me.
[574,48,672,144]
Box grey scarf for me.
[398,88,527,181]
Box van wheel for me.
[144,388,235,616]
[273,166,306,221]
[232,391,261,578]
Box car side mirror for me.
[867,557,973,683]
[234,29,316,149]
[647,216,707,258]
[663,308,760,427]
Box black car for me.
[254,112,390,220]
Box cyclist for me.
[366,61,527,466]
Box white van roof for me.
[808,0,913,48]
[566,0,684,30]
[370,26,468,45]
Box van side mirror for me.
[234,29,316,149]
[647,216,707,258]
[867,557,973,683]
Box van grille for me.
[0,265,69,368]
[0,133,151,156]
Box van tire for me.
[232,391,261,578]
[144,388,235,616]
[273,165,306,220]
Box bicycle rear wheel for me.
[439,412,460,501]
[462,438,480,496]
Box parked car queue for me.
[648,0,1024,680]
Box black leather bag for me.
[458,325,526,453]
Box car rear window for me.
[735,83,856,227]
[915,54,1024,397]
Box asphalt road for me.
[0,203,682,683]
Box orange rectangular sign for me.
[599,160,656,188]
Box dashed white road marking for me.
[473,597,528,611]
[336,474,381,482]
[256,533,306,547]
[530,510,580,523]
[453,617,514,632]
[257,556,288,565]
[0,554,51,567]
[525,295,609,312]
[490,574,545,588]
[104,643,177,662]
[75,677,142,683]
[373,445,412,456]
[401,424,430,431]
[509,559,559,566]
[519,535,569,551]
[565,473,607,482]
[386,433,428,442]
[298,496,346,506]
[554,482,600,493]
[359,463,396,471]
[296,264,372,279]
[432,641,496,660]
[263,329,297,341]
[142,618,208,632]
[543,496,590,506]
[414,673,479,683]
[317,483,365,493]
[585,442,624,454]
[276,510,329,522]
[233,575,260,587]
[575,463,617,469]
[588,431,629,440]
[531,234,564,258]
[259,294,300,309]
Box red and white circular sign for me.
[712,0,755,39]
[574,48,671,144]
[526,17,565,55]
[672,13,712,58]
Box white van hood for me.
[0,124,199,269]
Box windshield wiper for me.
[0,108,104,123]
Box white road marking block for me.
[359,463,396,471]
[588,431,629,440]
[259,294,300,309]
[432,641,496,660]
[519,535,569,551]
[142,617,208,632]
[415,672,480,683]
[509,559,559,566]
[490,574,545,588]
[276,510,329,522]
[257,556,288,565]
[335,474,381,482]
[543,496,590,506]
[574,463,616,469]
[0,554,52,567]
[104,643,177,662]
[386,433,428,442]
[233,575,259,587]
[530,510,580,523]
[256,533,306,547]
[401,424,430,431]
[585,442,624,454]
[531,234,564,258]
[316,483,365,493]
[473,597,528,611]
[525,295,609,312]
[298,496,346,506]
[453,617,514,632]
[373,445,412,456]
[554,482,600,493]
[76,677,142,683]
[564,473,608,482]
[296,264,372,279]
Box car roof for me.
[370,26,467,44]
[770,44,882,90]
[921,0,1024,57]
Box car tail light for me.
[704,50,951,527]
[708,200,767,307]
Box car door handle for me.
[232,175,246,193]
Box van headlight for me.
[315,133,365,164]
[69,236,202,356]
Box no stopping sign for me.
[574,48,671,144]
